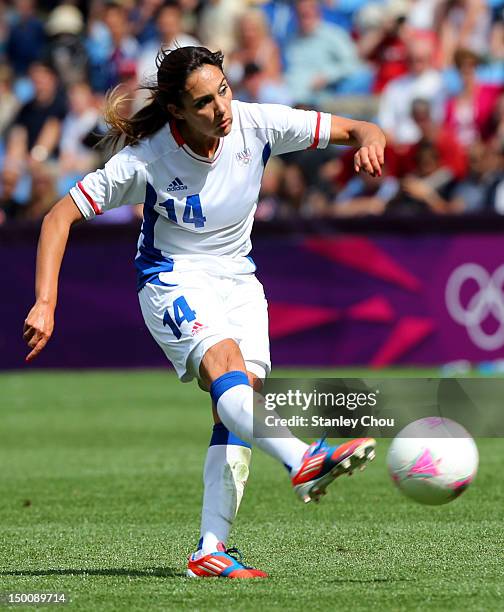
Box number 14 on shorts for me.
[163,296,196,339]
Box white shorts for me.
[139,270,271,382]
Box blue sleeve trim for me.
[210,371,250,405]
[262,142,271,166]
[210,422,252,448]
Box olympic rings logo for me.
[445,263,504,351]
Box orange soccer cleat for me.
[187,543,268,579]
[292,437,376,504]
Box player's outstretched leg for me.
[210,371,376,504]
[211,371,308,471]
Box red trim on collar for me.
[170,119,223,164]
[169,119,185,146]
[182,139,223,164]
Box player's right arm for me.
[23,148,147,362]
[23,195,84,362]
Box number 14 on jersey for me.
[159,194,207,228]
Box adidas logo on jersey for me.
[167,177,188,191]
[191,321,206,336]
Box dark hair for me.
[411,97,431,118]
[156,0,182,18]
[454,47,481,70]
[101,46,225,150]
[415,139,439,162]
[29,58,58,77]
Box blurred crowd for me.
[0,0,503,224]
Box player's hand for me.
[354,142,385,177]
[23,301,55,362]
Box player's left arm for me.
[329,115,386,178]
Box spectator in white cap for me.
[45,4,89,87]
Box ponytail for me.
[100,87,168,150]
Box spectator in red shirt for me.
[357,4,409,93]
[445,47,503,146]
[388,97,468,179]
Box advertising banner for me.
[3,228,504,369]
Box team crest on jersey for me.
[167,177,188,191]
[235,147,252,166]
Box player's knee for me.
[199,338,246,387]
[209,372,260,422]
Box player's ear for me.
[167,103,184,120]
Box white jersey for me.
[70,100,331,290]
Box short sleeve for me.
[69,150,147,220]
[240,102,331,157]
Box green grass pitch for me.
[0,370,503,611]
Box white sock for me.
[210,372,308,473]
[199,425,251,555]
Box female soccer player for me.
[23,47,385,579]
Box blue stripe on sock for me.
[210,371,249,405]
[210,422,251,449]
[197,536,203,551]
[228,430,252,448]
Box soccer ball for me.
[387,417,478,505]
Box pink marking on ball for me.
[407,448,441,478]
